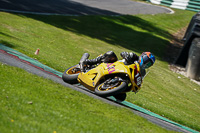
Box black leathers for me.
[85,51,139,65]
[85,51,118,65]
[82,51,146,78]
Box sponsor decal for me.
[106,63,115,74]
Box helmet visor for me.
[142,55,153,69]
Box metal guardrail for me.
[147,0,200,12]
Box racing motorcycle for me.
[62,53,143,101]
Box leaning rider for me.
[80,51,156,78]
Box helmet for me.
[139,52,155,69]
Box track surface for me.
[0,0,173,15]
[0,44,197,133]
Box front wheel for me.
[62,64,81,84]
[95,78,128,97]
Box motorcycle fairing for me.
[77,61,142,92]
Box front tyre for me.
[62,64,80,84]
[95,79,128,97]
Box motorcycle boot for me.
[79,53,90,72]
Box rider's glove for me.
[120,52,129,61]
[120,52,139,64]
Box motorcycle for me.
[62,53,143,101]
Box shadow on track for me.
[0,0,120,15]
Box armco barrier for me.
[147,0,200,12]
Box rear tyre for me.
[95,79,128,97]
[62,65,80,84]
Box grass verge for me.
[0,63,171,133]
[0,9,199,131]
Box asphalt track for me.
[0,0,173,15]
[1,44,199,133]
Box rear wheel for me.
[95,78,128,97]
[62,65,81,84]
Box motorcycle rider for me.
[80,51,156,78]
[79,51,155,101]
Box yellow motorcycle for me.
[62,53,143,101]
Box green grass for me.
[128,62,200,130]
[0,10,194,70]
[0,63,172,133]
[0,9,200,132]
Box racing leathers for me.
[81,51,146,78]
